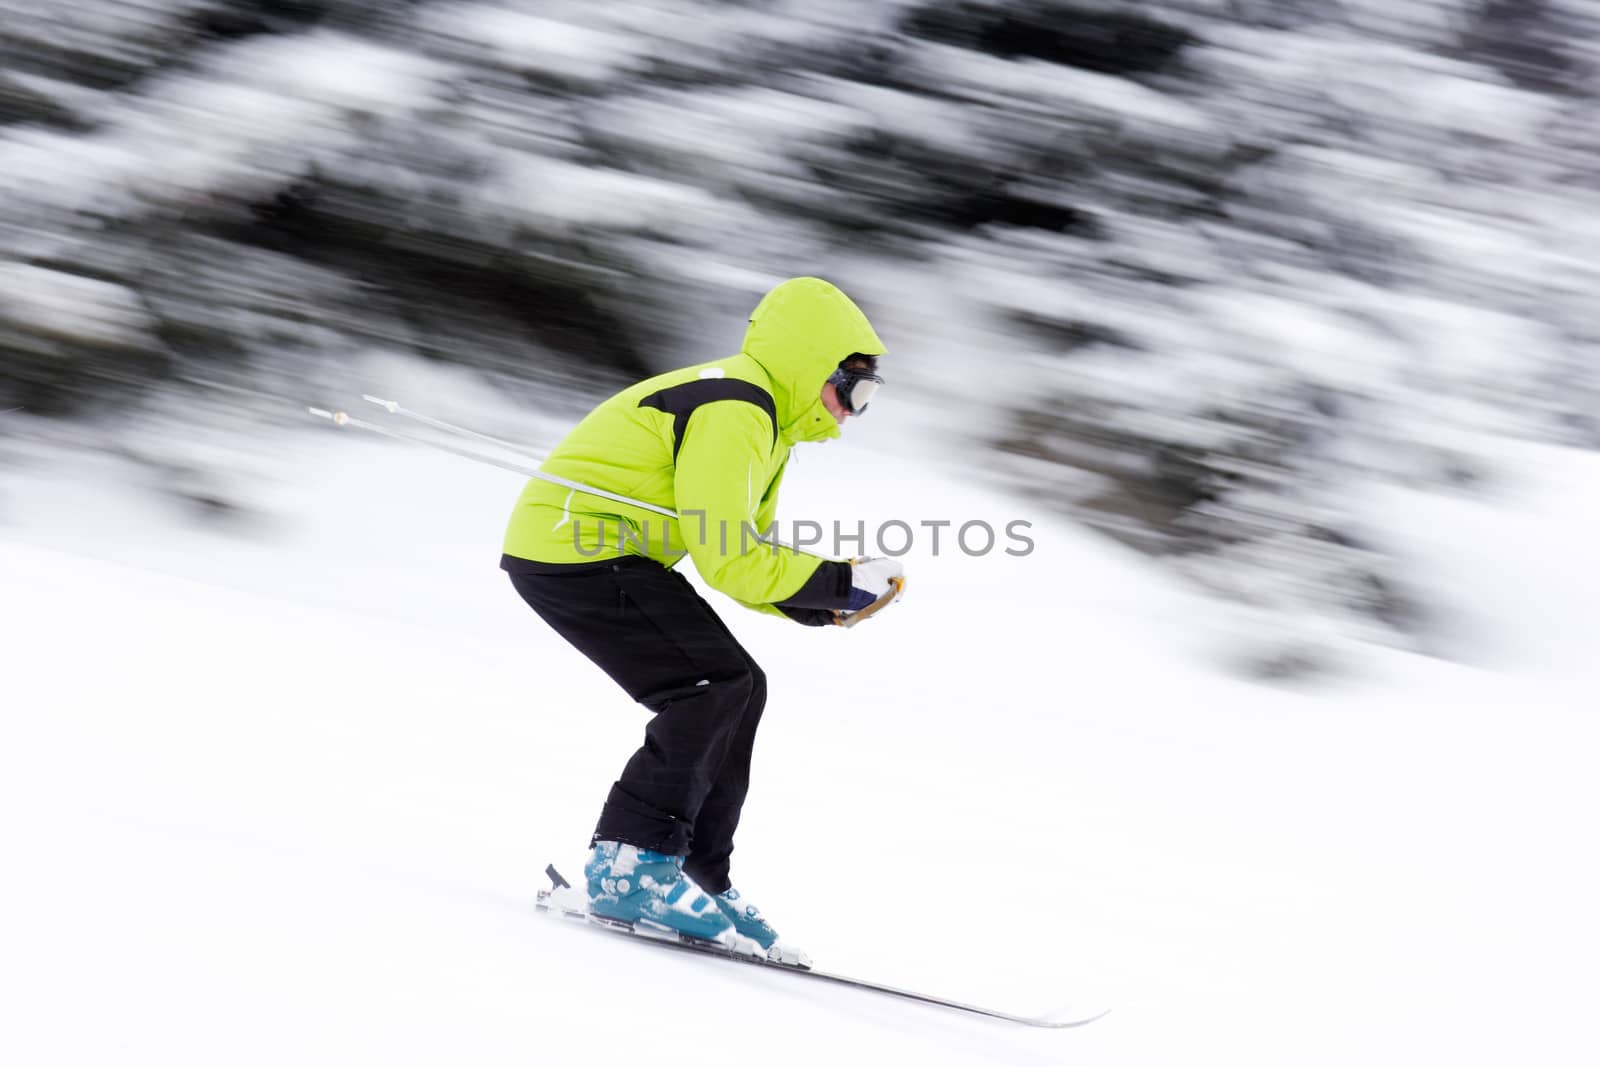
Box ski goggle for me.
[827,366,885,415]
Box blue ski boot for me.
[585,841,736,945]
[711,888,779,949]
[712,887,810,967]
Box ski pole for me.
[307,405,678,519]
[312,400,870,596]
[361,395,545,464]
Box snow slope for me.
[3,424,1599,1066]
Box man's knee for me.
[745,661,767,711]
[708,662,763,720]
[640,664,759,715]
[718,664,758,711]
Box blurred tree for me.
[1458,0,1579,94]
[901,0,1194,75]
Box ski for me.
[536,865,1107,1029]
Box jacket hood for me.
[741,277,886,442]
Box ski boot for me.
[712,887,810,968]
[586,841,751,949]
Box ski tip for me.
[362,394,399,412]
[1032,1006,1112,1029]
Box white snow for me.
[3,411,1598,1066]
[420,5,644,86]
[0,32,447,224]
[479,153,728,235]
[0,262,155,347]
[911,41,1218,136]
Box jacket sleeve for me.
[732,564,854,626]
[724,453,820,624]
[675,400,846,608]
[751,453,785,536]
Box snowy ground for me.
[3,406,1598,1066]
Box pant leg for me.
[505,557,765,865]
[682,621,767,895]
[680,666,764,895]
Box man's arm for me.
[675,401,845,607]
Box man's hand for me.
[846,557,906,611]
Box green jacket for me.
[502,277,886,617]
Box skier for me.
[501,277,904,959]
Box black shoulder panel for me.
[638,378,779,461]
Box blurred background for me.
[3,0,1597,677]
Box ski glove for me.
[847,556,906,611]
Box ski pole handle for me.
[834,576,906,628]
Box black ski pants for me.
[503,554,766,895]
